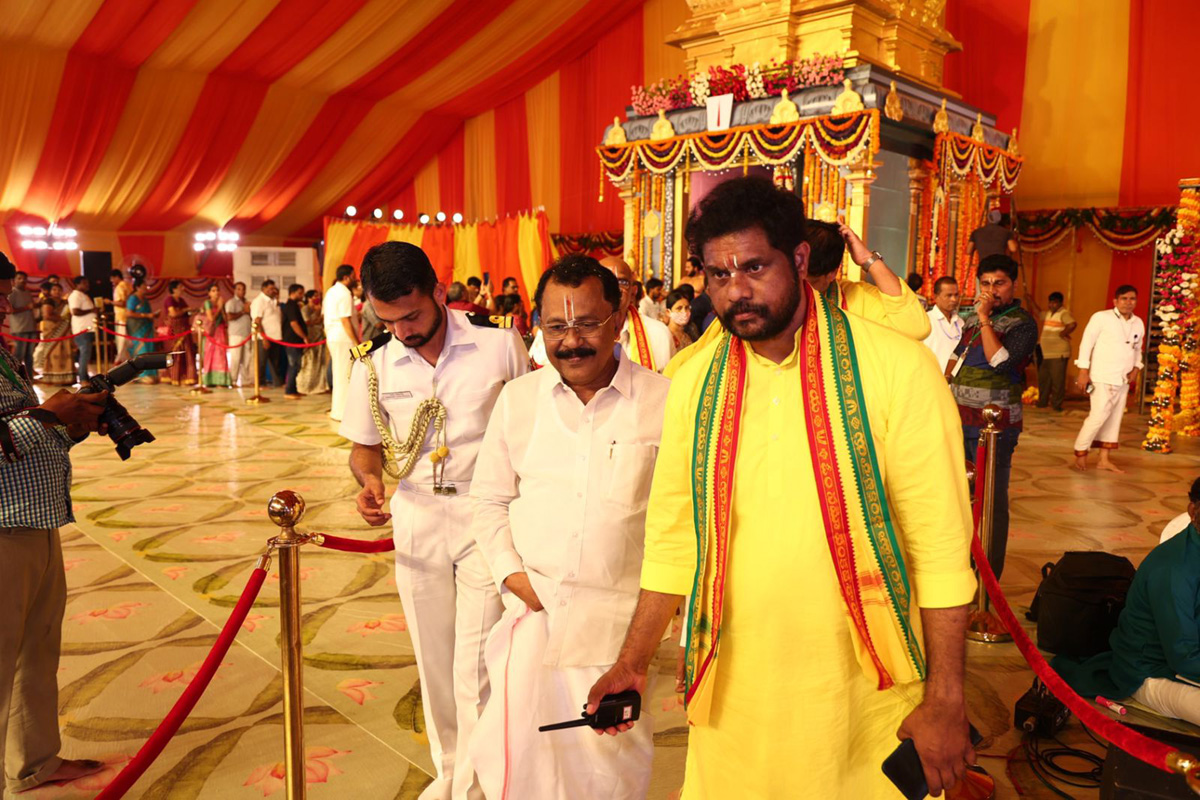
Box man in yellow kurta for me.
[664,219,929,379]
[588,177,978,798]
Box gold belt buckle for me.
[433,484,457,496]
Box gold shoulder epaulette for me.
[351,332,391,361]
[466,313,514,329]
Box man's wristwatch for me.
[860,250,884,269]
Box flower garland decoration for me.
[1144,224,1199,450]
[628,53,846,116]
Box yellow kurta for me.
[664,278,929,379]
[642,312,975,798]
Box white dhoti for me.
[1073,381,1129,455]
[391,484,502,800]
[328,339,353,420]
[114,321,131,364]
[227,339,252,386]
[1131,677,1200,727]
[470,599,655,800]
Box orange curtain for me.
[438,126,466,219]
[422,225,455,285]
[495,94,532,215]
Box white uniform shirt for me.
[250,291,282,340]
[471,354,669,667]
[339,309,528,495]
[324,281,355,342]
[922,306,963,373]
[67,289,95,334]
[620,311,674,372]
[1075,309,1145,386]
[225,296,251,339]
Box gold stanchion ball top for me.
[267,491,306,527]
[981,404,1003,426]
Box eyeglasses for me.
[616,279,632,288]
[542,313,615,340]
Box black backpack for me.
[1026,551,1136,657]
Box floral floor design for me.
[27,383,1200,799]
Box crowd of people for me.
[0,175,1166,800]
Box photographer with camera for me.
[0,252,106,792]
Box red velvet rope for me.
[314,533,395,553]
[95,566,268,799]
[199,330,254,349]
[260,331,327,349]
[98,327,190,344]
[0,330,76,343]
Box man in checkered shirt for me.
[0,251,108,792]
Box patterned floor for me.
[23,383,1200,799]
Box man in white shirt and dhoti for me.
[340,242,528,799]
[469,255,669,799]
[324,264,359,421]
[1073,285,1144,472]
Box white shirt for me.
[250,291,281,339]
[225,296,251,339]
[339,309,529,497]
[323,281,355,342]
[1075,309,1145,386]
[1161,512,1191,544]
[67,289,95,335]
[620,311,674,372]
[922,306,963,373]
[471,354,670,667]
[638,295,665,322]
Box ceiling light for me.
[452,213,463,224]
[419,213,430,225]
[346,205,357,217]
[393,209,404,221]
[193,242,206,252]
[373,208,383,219]
[436,211,447,222]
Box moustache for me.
[724,300,770,318]
[554,346,597,360]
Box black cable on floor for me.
[1022,736,1078,799]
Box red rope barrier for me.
[314,533,395,553]
[260,331,327,349]
[98,327,190,344]
[972,519,1183,774]
[198,329,254,349]
[95,566,268,799]
[0,330,75,343]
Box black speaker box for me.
[81,250,113,301]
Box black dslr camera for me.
[78,352,175,460]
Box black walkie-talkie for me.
[538,690,642,732]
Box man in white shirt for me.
[339,242,528,800]
[66,277,96,385]
[224,281,252,386]
[529,258,674,373]
[468,256,667,799]
[1073,285,1145,472]
[921,276,963,373]
[637,277,667,322]
[324,264,359,421]
[110,269,133,365]
[250,280,283,387]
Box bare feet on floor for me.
[1072,454,1088,472]
[1096,456,1125,473]
[16,759,104,791]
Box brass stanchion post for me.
[246,320,270,404]
[191,319,211,395]
[267,491,309,800]
[967,404,1012,644]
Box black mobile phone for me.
[881,723,983,800]
[483,271,491,286]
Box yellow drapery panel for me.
[0,45,68,213]
[322,218,359,287]
[453,222,482,284]
[280,0,457,95]
[72,67,208,229]
[0,0,104,50]
[386,223,425,246]
[517,213,545,302]
[525,71,561,231]
[161,231,195,277]
[146,0,282,73]
[394,0,590,110]
[414,158,441,217]
[1016,0,1130,208]
[642,0,689,85]
[257,100,421,236]
[189,83,328,229]
[464,111,497,222]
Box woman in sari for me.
[200,283,231,387]
[124,278,160,384]
[297,289,330,395]
[36,283,74,385]
[163,280,198,386]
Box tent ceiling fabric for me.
[0,0,640,240]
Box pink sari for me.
[201,300,230,387]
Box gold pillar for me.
[842,153,879,283]
[907,159,929,281]
[619,177,637,267]
[267,490,309,800]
